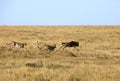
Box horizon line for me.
[0,25,120,26]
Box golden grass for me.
[0,26,120,81]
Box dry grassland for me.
[0,26,120,81]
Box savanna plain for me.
[0,26,120,81]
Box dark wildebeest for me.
[59,41,79,51]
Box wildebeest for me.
[37,41,56,53]
[59,41,79,51]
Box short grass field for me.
[0,26,120,81]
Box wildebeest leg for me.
[49,50,55,55]
[46,49,51,54]
[74,47,79,52]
